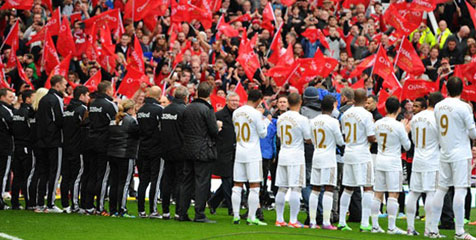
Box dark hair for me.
[385,97,400,114]
[367,94,378,102]
[197,82,213,98]
[414,97,427,109]
[446,77,463,97]
[0,88,13,98]
[247,89,263,102]
[50,75,64,87]
[287,92,301,107]
[73,85,89,100]
[97,81,112,94]
[21,89,35,102]
[322,95,336,112]
[428,92,444,108]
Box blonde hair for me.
[32,88,49,111]
[115,99,135,124]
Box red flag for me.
[351,78,365,89]
[236,44,260,81]
[400,79,436,100]
[210,93,226,111]
[83,9,123,36]
[117,67,147,99]
[16,59,34,89]
[268,23,283,65]
[466,1,476,31]
[216,15,239,37]
[301,28,329,49]
[266,65,292,86]
[383,4,419,36]
[0,0,33,10]
[234,81,248,105]
[281,0,296,7]
[4,21,19,68]
[262,3,275,24]
[43,32,60,74]
[57,16,76,57]
[276,44,294,66]
[196,0,213,29]
[348,54,376,78]
[125,0,154,21]
[171,0,192,23]
[45,8,61,35]
[229,13,252,23]
[128,35,145,72]
[70,12,82,23]
[84,70,102,92]
[45,54,72,89]
[453,62,476,84]
[41,0,53,12]
[461,84,476,102]
[410,0,436,11]
[212,0,222,12]
[300,50,338,78]
[374,47,395,85]
[396,37,425,76]
[377,89,390,116]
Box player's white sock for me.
[309,190,319,225]
[361,191,373,228]
[247,187,260,221]
[338,190,352,226]
[275,188,287,223]
[453,188,467,235]
[406,191,420,231]
[231,186,242,218]
[431,188,447,233]
[322,191,333,226]
[289,188,301,224]
[425,191,435,234]
[371,198,381,229]
[387,197,399,230]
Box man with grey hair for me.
[208,92,240,215]
[160,86,189,220]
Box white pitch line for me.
[0,233,23,240]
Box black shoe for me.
[209,206,216,215]
[438,224,455,230]
[178,215,192,222]
[240,210,248,219]
[256,208,264,221]
[194,218,216,223]
[228,209,233,216]
[304,214,310,226]
[129,191,137,198]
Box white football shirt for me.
[340,106,375,164]
[374,117,411,171]
[410,110,440,172]
[277,111,312,165]
[434,97,475,162]
[310,114,345,169]
[233,105,268,163]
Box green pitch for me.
[1,201,476,240]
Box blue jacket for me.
[260,118,277,160]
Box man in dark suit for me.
[179,82,220,223]
[115,34,130,57]
[422,46,441,82]
[208,92,240,216]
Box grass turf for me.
[1,200,476,240]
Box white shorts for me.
[310,167,337,186]
[233,161,263,183]
[410,171,438,192]
[439,159,471,188]
[342,161,374,187]
[374,170,403,192]
[276,164,305,188]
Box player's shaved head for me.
[354,88,367,105]
[385,97,400,114]
[147,86,162,99]
[287,92,301,107]
[447,76,463,97]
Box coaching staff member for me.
[85,81,117,215]
[36,75,67,213]
[161,86,189,220]
[179,82,221,223]
[0,88,14,210]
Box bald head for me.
[459,25,470,38]
[354,88,367,105]
[147,86,162,100]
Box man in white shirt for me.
[371,97,411,234]
[406,92,444,236]
[309,95,345,230]
[338,89,376,232]
[231,89,268,226]
[431,77,476,239]
[274,93,312,228]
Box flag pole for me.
[393,36,405,69]
[266,22,283,58]
[0,20,18,51]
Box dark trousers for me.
[179,159,212,220]
[28,149,39,208]
[37,147,62,208]
[137,155,162,214]
[208,176,233,211]
[161,158,184,215]
[261,158,272,207]
[84,150,110,211]
[79,152,92,209]
[60,152,83,209]
[0,154,12,202]
[441,187,455,228]
[11,146,33,208]
[109,158,134,214]
[465,188,471,220]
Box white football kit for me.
[340,106,375,187]
[374,117,411,192]
[232,105,268,183]
[434,98,475,188]
[276,111,312,187]
[309,114,345,186]
[410,110,440,192]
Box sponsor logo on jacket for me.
[162,113,177,120]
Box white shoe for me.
[387,227,406,235]
[428,232,447,238]
[407,229,420,236]
[455,232,476,240]
[47,206,63,213]
[63,206,71,214]
[2,192,11,200]
[371,226,385,233]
